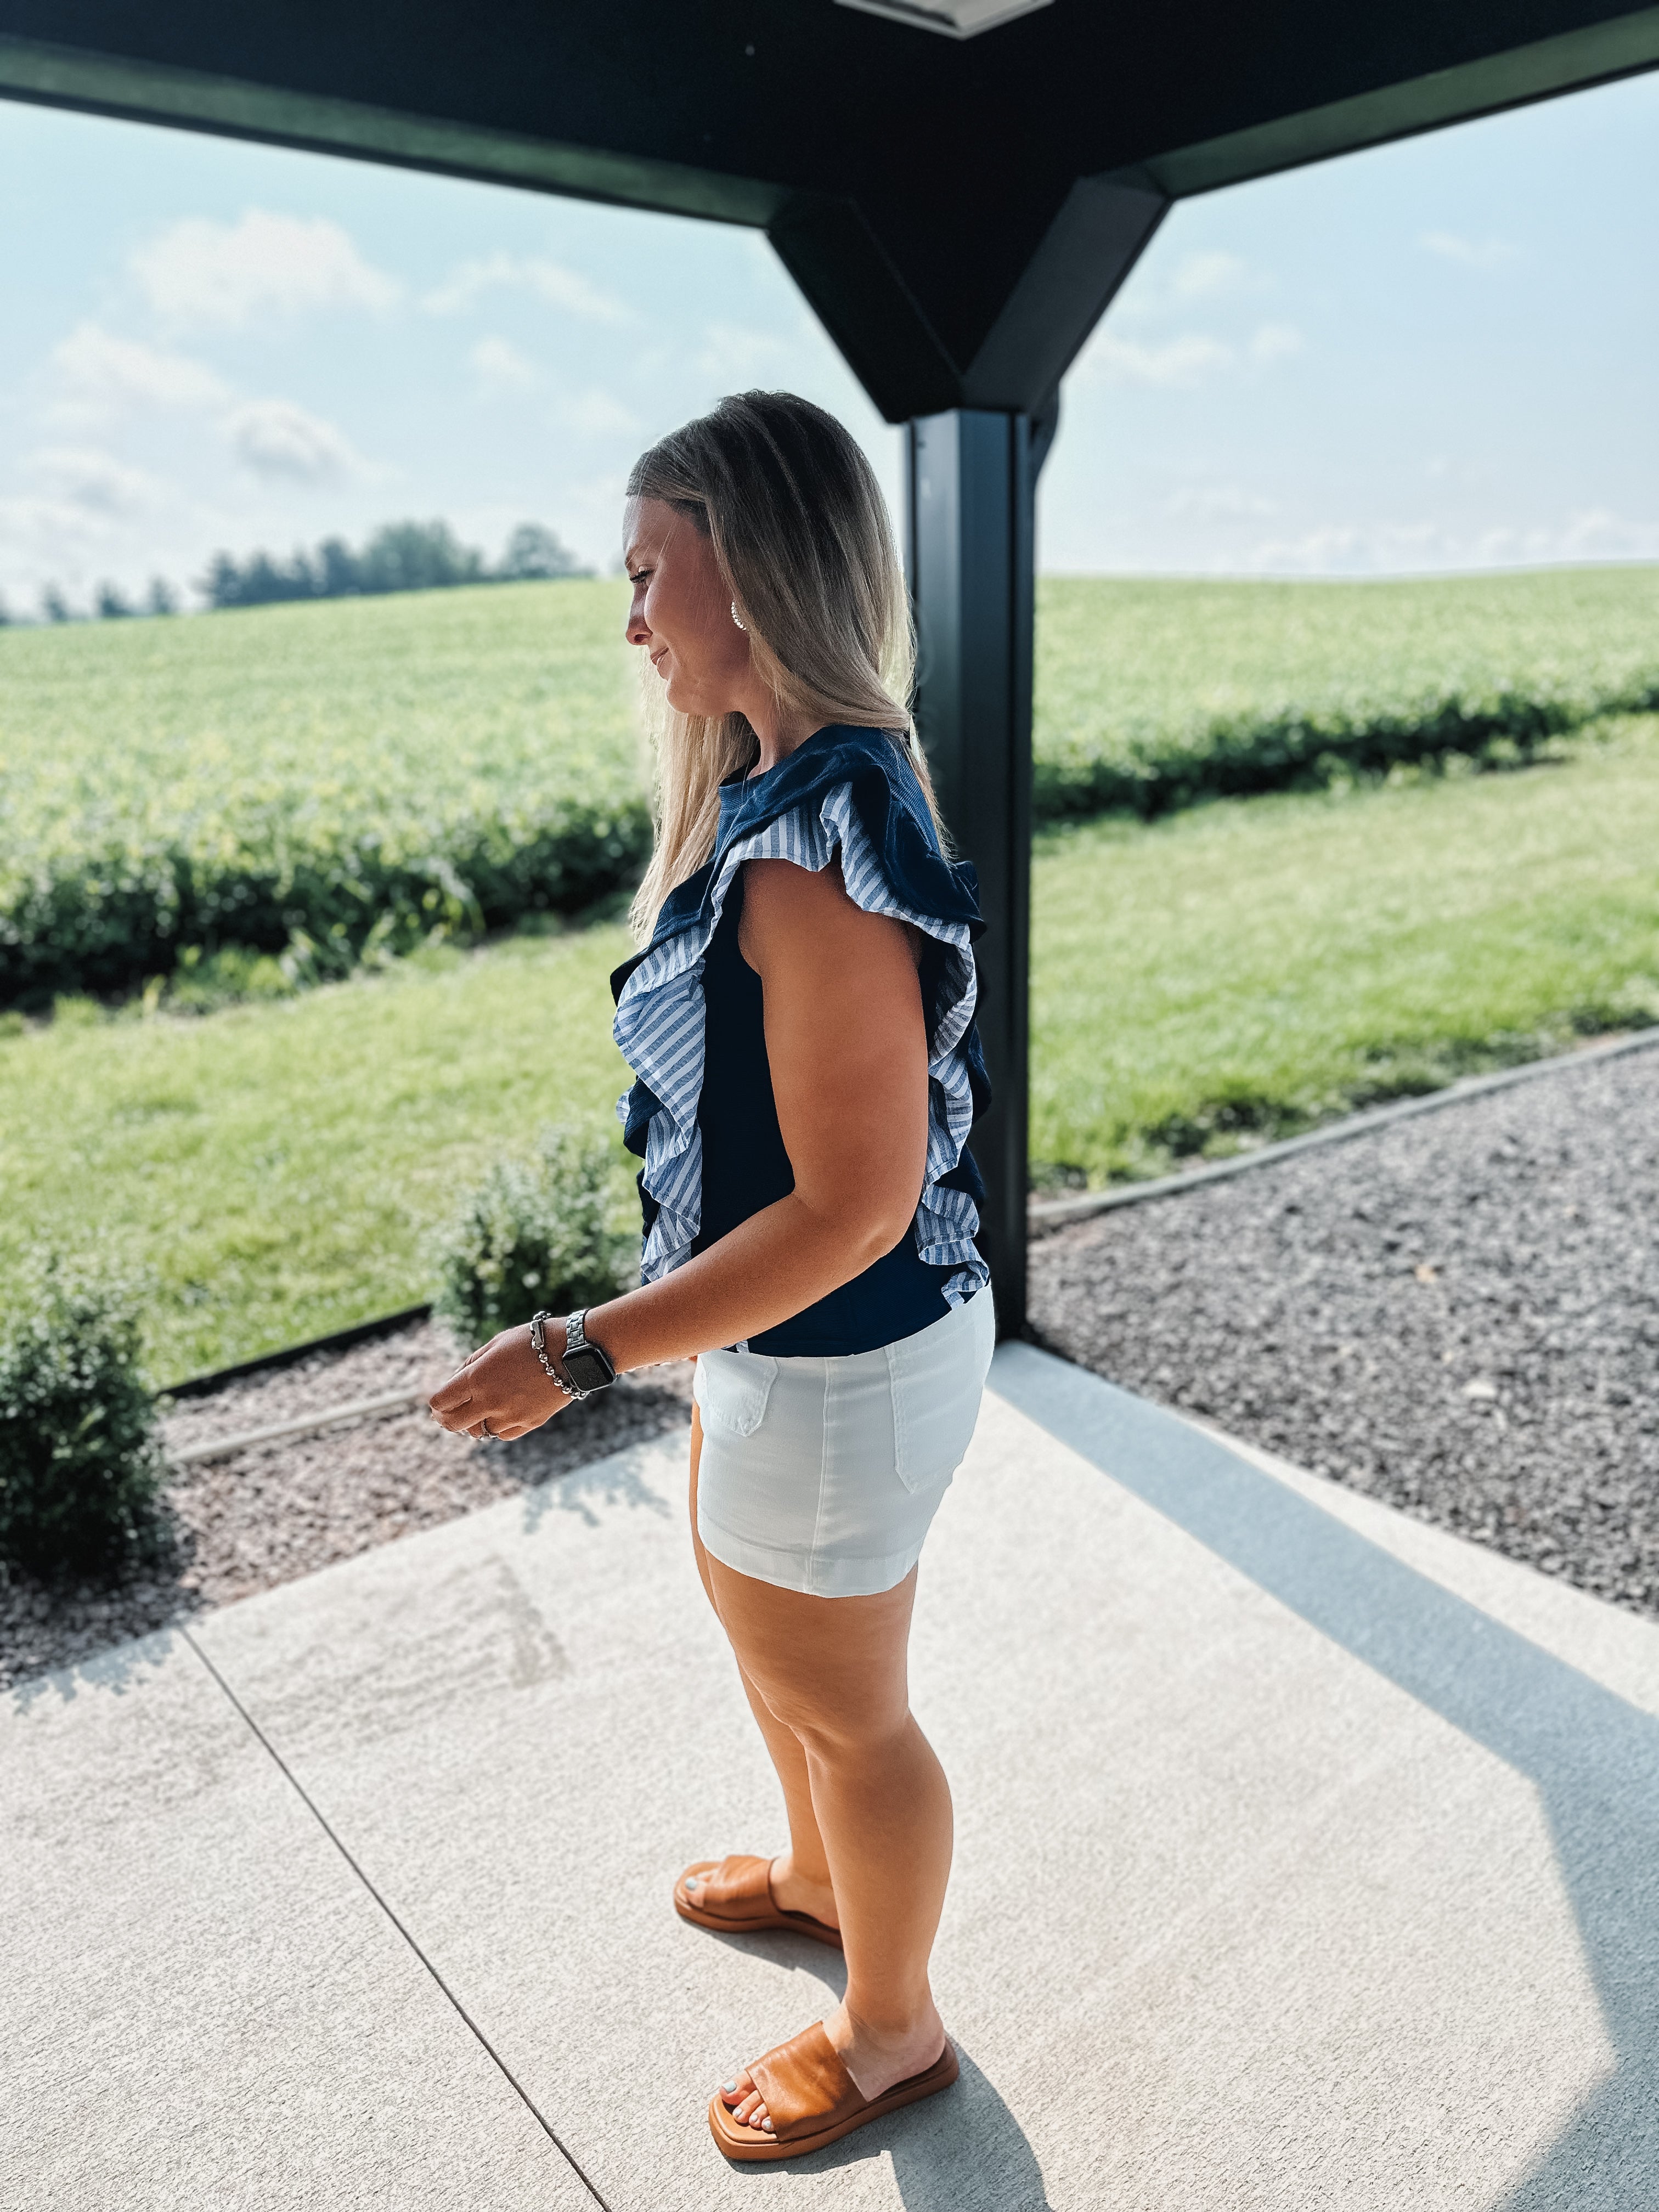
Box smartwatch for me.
[560,1308,617,1398]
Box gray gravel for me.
[1,1319,693,1690]
[1030,1046,1659,1620]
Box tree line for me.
[1,517,591,627]
[200,518,590,609]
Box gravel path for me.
[1030,1046,1659,1620]
[1,1319,693,1690]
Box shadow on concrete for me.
[7,1621,187,1714]
[714,2044,1051,2209]
[802,2047,1054,2210]
[695,1931,1051,2206]
[993,1345,1659,2210]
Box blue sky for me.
[1,65,1656,610]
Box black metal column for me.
[905,409,1037,1338]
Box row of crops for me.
[4,565,1658,1008]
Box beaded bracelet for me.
[529,1310,577,1400]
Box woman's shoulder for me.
[730,725,983,938]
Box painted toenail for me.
[723,2081,736,2093]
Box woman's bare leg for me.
[704,1553,951,2130]
[687,1406,838,1923]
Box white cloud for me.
[27,445,167,516]
[1418,230,1520,271]
[422,253,630,324]
[132,210,400,328]
[1249,321,1304,364]
[49,321,229,414]
[470,336,540,395]
[1083,331,1234,388]
[556,388,641,437]
[225,399,368,484]
[1554,507,1659,561]
[1167,484,1277,520]
[1170,250,1254,300]
[1228,507,1659,577]
[693,322,795,379]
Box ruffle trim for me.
[612,778,989,1306]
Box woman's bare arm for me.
[430,856,931,1436]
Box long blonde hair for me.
[625,390,943,940]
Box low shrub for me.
[429,1122,639,1349]
[0,1254,168,1581]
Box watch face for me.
[563,1342,614,1392]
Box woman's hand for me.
[427,1323,571,1442]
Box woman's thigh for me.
[705,1552,918,1750]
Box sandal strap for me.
[691,1854,775,1912]
[748,2023,865,2141]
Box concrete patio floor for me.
[9,1345,1659,2210]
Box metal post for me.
[905,409,1036,1338]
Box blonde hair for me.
[625,391,943,940]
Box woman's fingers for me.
[427,1326,572,1440]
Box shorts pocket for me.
[885,1291,996,1493]
[695,1350,778,1438]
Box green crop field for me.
[6,565,1659,1009]
[4,712,1656,1386]
[1035,566,1659,816]
[0,579,646,1007]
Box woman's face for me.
[622,495,751,719]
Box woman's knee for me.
[743,1666,911,1759]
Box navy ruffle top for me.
[610,724,991,1355]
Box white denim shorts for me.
[692,1288,996,1599]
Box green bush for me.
[429,1122,638,1348]
[0,1254,168,1581]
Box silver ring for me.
[476,1420,495,1442]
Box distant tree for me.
[145,577,179,617]
[199,553,241,610]
[498,522,590,581]
[0,593,12,627]
[317,536,360,598]
[356,519,484,595]
[199,549,316,610]
[96,581,134,619]
[41,585,72,624]
[197,514,584,611]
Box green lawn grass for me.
[0,928,634,1385]
[5,719,1656,1385]
[1031,716,1659,1186]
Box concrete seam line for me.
[169,1387,429,1465]
[179,1626,617,2212]
[1028,1024,1659,1232]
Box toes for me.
[721,2068,754,2107]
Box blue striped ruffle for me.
[612,775,989,1306]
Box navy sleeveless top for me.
[611,724,992,1358]
[692,871,955,1355]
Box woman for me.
[429,390,996,2164]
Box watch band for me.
[560,1308,617,1398]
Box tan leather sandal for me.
[709,2021,958,2163]
[673,1855,843,1950]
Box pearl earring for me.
[731,601,747,631]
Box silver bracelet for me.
[529,1310,576,1400]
